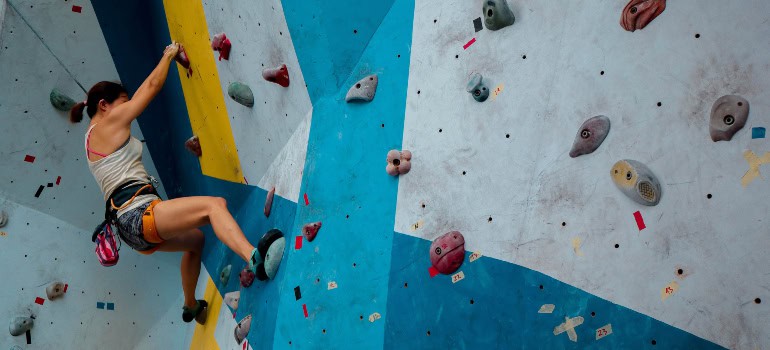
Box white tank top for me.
[85,124,156,217]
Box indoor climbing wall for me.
[86,0,768,349]
[0,1,193,348]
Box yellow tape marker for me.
[661,280,680,301]
[368,312,381,322]
[469,252,482,262]
[189,276,223,350]
[491,83,504,101]
[451,271,465,283]
[741,150,770,187]
[410,219,424,232]
[0,231,7,237]
[571,237,583,257]
[595,324,613,340]
[327,281,338,290]
[162,0,244,183]
[538,304,555,314]
[553,316,584,342]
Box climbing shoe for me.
[182,300,208,325]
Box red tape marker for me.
[463,38,476,50]
[302,304,308,318]
[72,5,82,13]
[295,235,303,250]
[304,193,309,206]
[35,297,44,305]
[428,266,439,278]
[24,155,35,163]
[56,176,61,185]
[63,284,68,293]
[633,211,646,231]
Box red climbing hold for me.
[302,222,322,242]
[185,136,202,157]
[262,64,290,87]
[429,231,465,275]
[264,187,275,217]
[620,0,666,32]
[211,33,231,61]
[239,267,255,287]
[174,45,193,76]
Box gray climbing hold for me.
[224,291,240,311]
[50,89,76,112]
[9,316,33,337]
[345,74,378,103]
[709,95,749,142]
[234,314,252,345]
[46,281,65,300]
[263,237,285,280]
[610,159,662,206]
[0,210,7,228]
[227,82,254,107]
[569,115,611,158]
[466,73,489,102]
[219,264,232,285]
[483,0,515,31]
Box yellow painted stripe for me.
[189,277,223,350]
[162,0,244,183]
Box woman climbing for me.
[70,42,263,324]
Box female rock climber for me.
[70,42,262,324]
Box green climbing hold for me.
[227,82,254,108]
[50,89,77,112]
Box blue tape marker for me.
[106,303,115,310]
[96,302,105,309]
[752,127,765,139]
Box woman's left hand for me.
[163,42,180,59]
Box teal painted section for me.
[271,0,415,348]
[384,233,724,349]
[282,0,395,103]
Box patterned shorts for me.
[116,199,159,253]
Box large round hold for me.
[429,231,466,274]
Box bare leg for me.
[152,196,255,261]
[155,228,204,308]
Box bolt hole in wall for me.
[600,70,605,75]
[677,268,684,275]
[707,193,712,199]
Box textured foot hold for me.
[386,150,412,176]
[569,115,610,158]
[430,231,465,274]
[710,95,749,142]
[346,74,378,103]
[483,0,515,31]
[466,73,489,102]
[620,0,666,32]
[50,89,76,112]
[228,82,255,107]
[262,64,290,87]
[611,159,662,206]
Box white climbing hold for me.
[224,291,240,311]
[345,74,378,103]
[234,314,252,344]
[0,210,7,228]
[46,281,66,300]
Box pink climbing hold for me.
[620,0,666,32]
[429,231,465,275]
[239,267,255,287]
[264,187,275,217]
[262,64,290,87]
[211,33,232,61]
[302,222,322,242]
[386,150,412,176]
[185,136,202,157]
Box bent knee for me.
[211,196,227,209]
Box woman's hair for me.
[69,81,128,123]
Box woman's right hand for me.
[163,42,180,59]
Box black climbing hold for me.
[346,75,378,103]
[257,228,284,259]
[709,95,749,142]
[483,0,515,31]
[49,89,76,112]
[610,160,662,206]
[569,115,610,158]
[466,73,489,102]
[227,82,254,107]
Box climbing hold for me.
[569,115,611,158]
[264,187,275,218]
[345,74,378,103]
[709,95,749,142]
[174,44,193,76]
[620,0,666,32]
[224,291,240,311]
[239,267,256,287]
[386,150,412,176]
[49,89,76,112]
[610,160,662,206]
[9,316,33,337]
[483,0,515,31]
[466,73,489,102]
[185,136,202,157]
[302,222,322,242]
[234,315,252,344]
[211,32,231,61]
[227,82,254,107]
[0,210,7,228]
[262,64,290,87]
[219,264,232,285]
[429,231,465,275]
[261,236,285,280]
[46,281,66,300]
[257,228,284,259]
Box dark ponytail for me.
[69,81,128,124]
[69,101,87,123]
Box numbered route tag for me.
[451,271,465,283]
[596,324,613,340]
[327,281,338,290]
[661,281,680,301]
[0,231,7,237]
[368,312,381,322]
[469,252,482,262]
